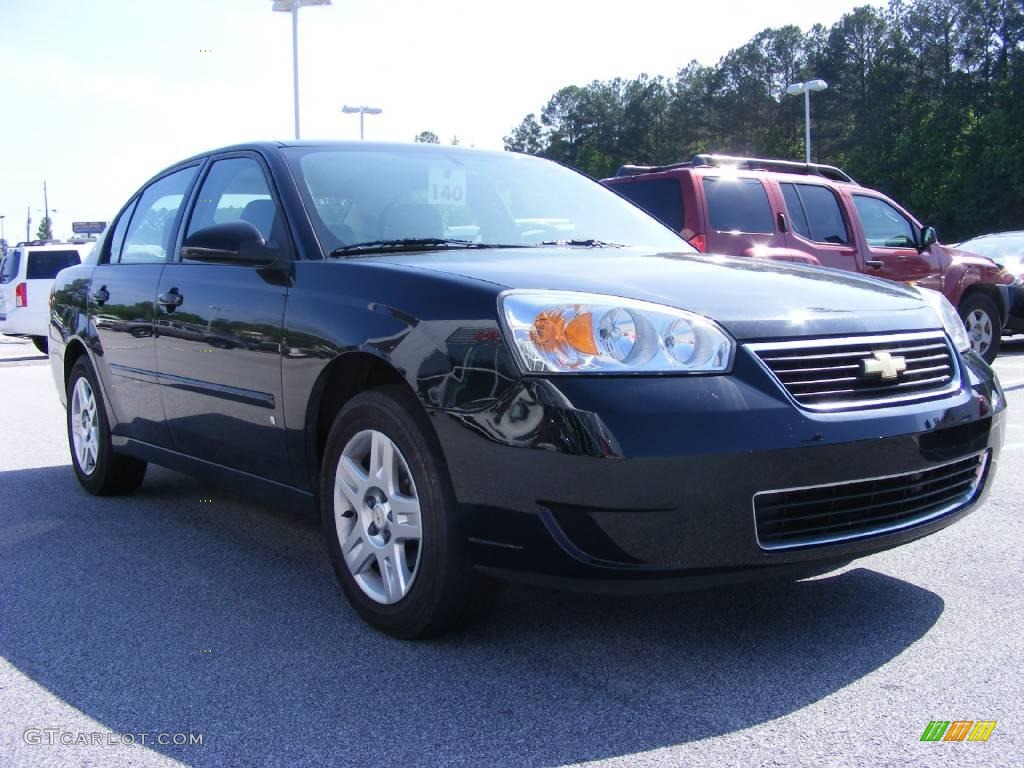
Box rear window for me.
[612,178,684,232]
[780,183,849,244]
[703,177,773,234]
[0,250,21,283]
[26,250,81,279]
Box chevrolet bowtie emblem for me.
[862,351,907,380]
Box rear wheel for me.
[320,387,486,638]
[958,294,1001,363]
[67,358,147,495]
[31,336,48,354]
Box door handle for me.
[157,290,183,308]
[777,212,788,233]
[91,287,110,305]
[865,259,884,269]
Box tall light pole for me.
[0,215,6,243]
[341,105,383,139]
[785,79,828,164]
[270,0,332,140]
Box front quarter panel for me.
[281,260,519,490]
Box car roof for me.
[162,140,509,173]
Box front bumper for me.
[429,347,1004,592]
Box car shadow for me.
[0,464,944,767]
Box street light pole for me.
[785,79,828,164]
[271,0,332,140]
[341,105,383,139]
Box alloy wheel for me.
[333,429,423,604]
[70,377,99,475]
[965,308,993,356]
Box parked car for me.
[603,154,1013,363]
[0,240,94,352]
[49,142,1003,638]
[955,231,1024,334]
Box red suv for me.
[603,154,1013,362]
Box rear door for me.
[89,165,200,446]
[154,153,290,481]
[778,181,860,271]
[851,194,940,286]
[699,175,781,255]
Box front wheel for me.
[958,294,1001,364]
[67,358,147,495]
[320,387,487,638]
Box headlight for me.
[915,287,971,353]
[499,290,734,373]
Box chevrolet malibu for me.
[48,142,1004,638]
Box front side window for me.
[781,183,849,245]
[853,195,916,248]
[283,146,691,255]
[703,177,773,234]
[120,166,198,264]
[185,157,288,251]
[26,250,81,279]
[612,178,685,232]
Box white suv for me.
[0,240,94,353]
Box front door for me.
[88,166,200,446]
[851,194,940,288]
[154,155,291,482]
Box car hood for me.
[369,247,940,340]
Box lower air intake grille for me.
[754,451,988,551]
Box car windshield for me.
[284,145,692,256]
[959,234,1024,273]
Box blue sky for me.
[0,0,883,242]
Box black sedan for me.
[49,142,1004,638]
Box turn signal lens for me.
[500,291,734,374]
[15,282,27,308]
[565,312,597,354]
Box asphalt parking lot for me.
[0,334,1021,768]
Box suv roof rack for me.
[14,238,96,247]
[615,154,856,184]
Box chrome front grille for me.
[748,331,959,410]
[753,451,989,551]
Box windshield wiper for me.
[330,238,526,257]
[536,239,626,248]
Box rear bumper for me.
[431,348,1004,592]
[0,307,48,336]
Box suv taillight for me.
[689,234,707,253]
[15,282,27,307]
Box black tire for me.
[67,358,147,495]
[958,293,1001,364]
[320,387,487,639]
[31,336,48,354]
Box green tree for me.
[414,131,439,144]
[36,216,53,240]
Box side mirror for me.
[181,221,279,266]
[919,225,937,251]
